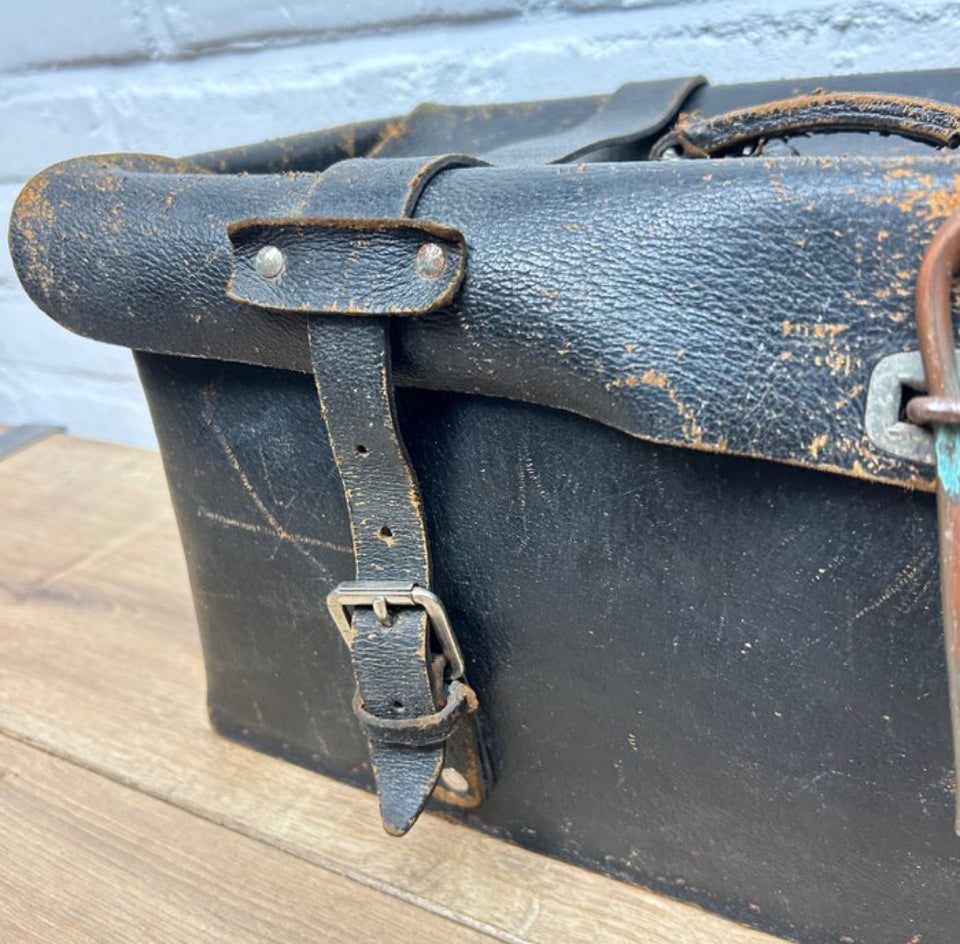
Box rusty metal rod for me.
[909,209,960,837]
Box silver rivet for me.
[416,242,446,280]
[440,767,469,793]
[255,245,285,279]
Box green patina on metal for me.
[936,426,960,499]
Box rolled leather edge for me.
[9,150,955,492]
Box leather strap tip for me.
[369,742,443,837]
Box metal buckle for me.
[326,581,465,680]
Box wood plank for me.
[0,732,490,944]
[0,434,171,589]
[0,433,784,944]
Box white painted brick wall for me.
[2,0,959,446]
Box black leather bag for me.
[10,68,960,944]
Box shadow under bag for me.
[10,68,960,944]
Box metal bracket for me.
[326,580,465,680]
[863,351,960,464]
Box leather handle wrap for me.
[652,91,960,158]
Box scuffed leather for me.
[227,217,465,315]
[310,311,444,834]
[656,90,960,158]
[187,115,394,175]
[11,151,960,491]
[14,67,959,943]
[305,157,482,834]
[481,75,705,164]
[136,351,960,944]
[350,606,442,835]
[184,68,960,173]
[311,317,431,583]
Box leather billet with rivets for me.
[226,217,466,315]
[12,68,960,943]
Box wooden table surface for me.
[0,430,785,943]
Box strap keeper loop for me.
[353,681,477,748]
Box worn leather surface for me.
[136,352,960,944]
[12,68,960,943]
[481,75,705,164]
[227,217,465,315]
[349,607,441,834]
[302,156,483,834]
[684,67,960,158]
[354,679,473,747]
[11,149,960,491]
[184,68,960,172]
[184,74,702,171]
[312,318,430,583]
[188,115,394,175]
[657,90,960,158]
[312,310,443,835]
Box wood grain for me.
[0,433,785,944]
[0,733,489,944]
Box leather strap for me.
[311,314,446,835]
[312,317,429,583]
[305,156,484,835]
[353,680,475,748]
[481,75,705,164]
[651,90,960,158]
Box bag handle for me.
[650,90,960,159]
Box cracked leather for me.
[311,312,444,835]
[13,68,960,943]
[182,75,702,174]
[11,146,960,492]
[182,68,960,174]
[301,159,473,834]
[303,156,482,835]
[658,90,960,158]
[227,217,466,315]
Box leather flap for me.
[10,151,960,493]
[226,217,465,315]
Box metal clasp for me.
[865,351,937,464]
[326,581,465,680]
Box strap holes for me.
[392,699,405,712]
[354,444,369,456]
[377,525,395,546]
